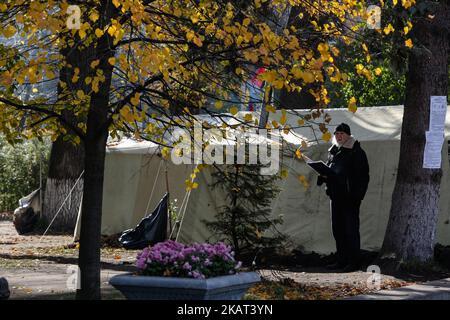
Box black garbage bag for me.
[13,207,39,235]
[13,189,40,235]
[119,193,169,250]
[0,277,10,300]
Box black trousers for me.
[331,199,361,266]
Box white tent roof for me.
[268,105,450,145]
[106,138,159,154]
[105,106,450,154]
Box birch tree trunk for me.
[42,139,84,232]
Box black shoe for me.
[325,262,346,270]
[341,264,360,273]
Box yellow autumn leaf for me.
[302,71,315,83]
[260,70,277,83]
[95,28,104,37]
[405,38,413,48]
[383,24,394,35]
[78,28,87,40]
[348,97,357,113]
[108,57,116,65]
[280,109,287,125]
[193,37,203,47]
[185,180,199,190]
[272,120,280,128]
[214,101,223,109]
[161,147,170,159]
[322,131,332,142]
[265,105,276,113]
[230,106,238,115]
[244,113,253,122]
[76,90,85,99]
[90,60,100,69]
[130,93,141,106]
[108,25,117,37]
[120,106,134,122]
[3,25,16,38]
[90,12,99,22]
[295,148,302,159]
[403,26,410,35]
[375,68,382,76]
[298,175,310,189]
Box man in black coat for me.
[317,123,370,272]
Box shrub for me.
[0,136,50,212]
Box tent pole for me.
[165,160,171,237]
[39,148,43,219]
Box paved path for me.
[4,265,127,299]
[348,278,450,300]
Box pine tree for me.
[205,163,286,260]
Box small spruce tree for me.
[205,163,286,260]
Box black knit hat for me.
[334,123,351,135]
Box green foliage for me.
[326,34,407,109]
[0,135,50,211]
[336,62,406,108]
[205,164,286,259]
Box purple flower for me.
[136,257,146,269]
[135,240,239,279]
[182,262,192,270]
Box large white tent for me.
[75,106,450,254]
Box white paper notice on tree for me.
[429,96,447,132]
[423,131,445,169]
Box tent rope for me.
[175,189,192,242]
[170,165,197,241]
[144,158,163,215]
[40,170,84,240]
[169,185,188,240]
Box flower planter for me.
[109,272,260,300]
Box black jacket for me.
[317,137,370,201]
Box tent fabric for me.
[74,106,450,253]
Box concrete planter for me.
[109,272,260,300]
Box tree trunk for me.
[42,19,97,232]
[380,2,450,265]
[76,131,108,300]
[42,139,84,232]
[76,0,117,299]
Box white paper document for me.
[429,96,447,132]
[423,130,445,169]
